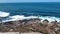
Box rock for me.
[9,29,14,32]
[42,19,49,26]
[57,23,60,28]
[0,18,59,34]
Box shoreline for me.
[2,15,60,23]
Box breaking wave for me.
[0,11,9,17]
[0,11,60,23]
[2,15,60,23]
[2,15,38,22]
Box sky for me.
[0,0,60,3]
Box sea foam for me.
[0,11,9,17]
[0,11,59,23]
[39,16,60,22]
[2,15,60,23]
[2,15,38,22]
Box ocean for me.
[0,2,60,22]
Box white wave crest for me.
[39,16,60,22]
[2,15,38,22]
[0,11,9,17]
[2,15,60,23]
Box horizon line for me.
[0,2,60,3]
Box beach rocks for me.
[42,19,49,26]
[0,18,60,34]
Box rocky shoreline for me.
[0,18,60,34]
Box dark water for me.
[0,2,60,17]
